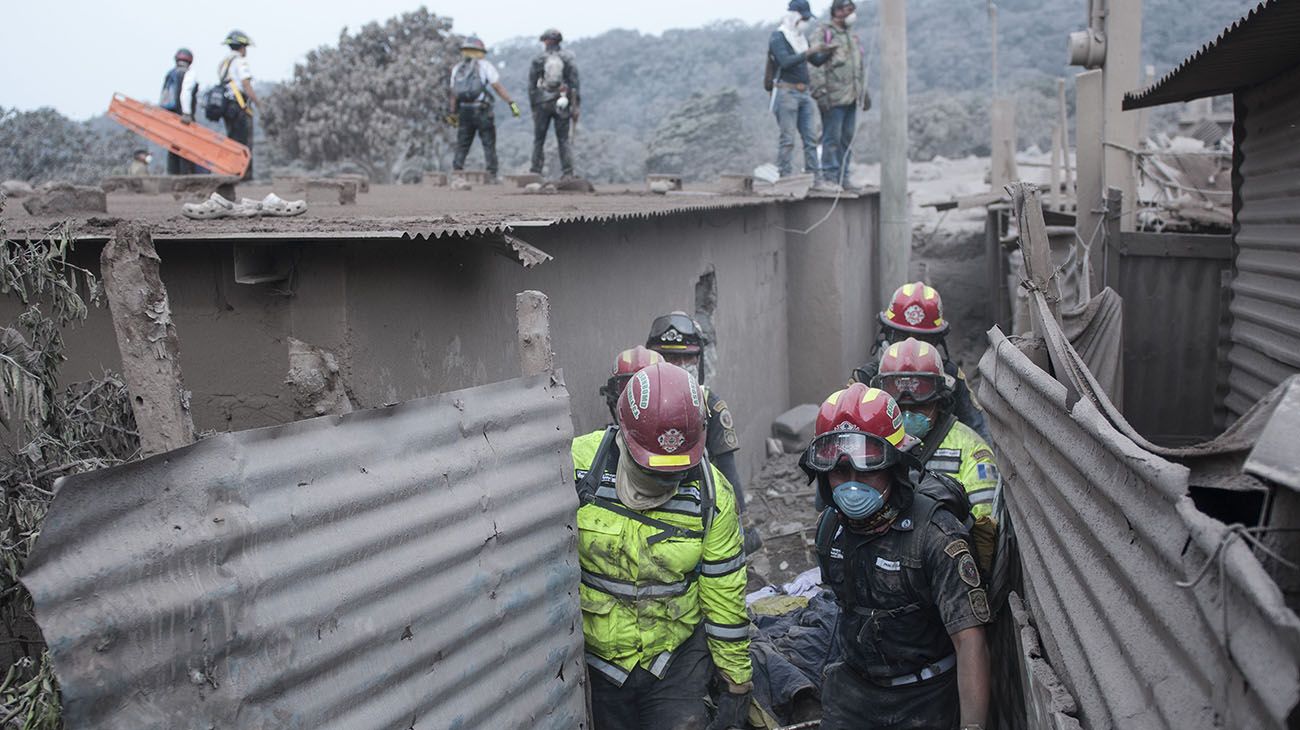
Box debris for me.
[450,178,473,191]
[285,337,353,419]
[21,181,106,215]
[0,180,34,198]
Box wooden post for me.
[101,222,194,457]
[1103,187,1125,294]
[1050,124,1063,211]
[990,99,1018,189]
[1058,78,1073,202]
[516,290,554,377]
[1007,183,1061,333]
[878,0,911,307]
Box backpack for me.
[453,60,487,104]
[160,67,185,112]
[204,56,236,122]
[541,53,566,92]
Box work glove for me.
[509,101,521,117]
[443,112,459,127]
[706,680,753,730]
[861,89,873,112]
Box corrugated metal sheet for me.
[1123,0,1300,110]
[1115,232,1233,441]
[978,318,1300,729]
[1226,68,1300,420]
[21,375,586,730]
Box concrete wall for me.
[10,194,878,485]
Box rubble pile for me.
[745,452,823,592]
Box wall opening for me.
[695,268,718,382]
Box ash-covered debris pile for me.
[745,451,823,591]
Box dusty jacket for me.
[572,429,752,685]
[810,22,864,108]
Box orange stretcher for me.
[107,93,250,178]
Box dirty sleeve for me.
[705,389,740,457]
[923,511,991,635]
[699,468,753,684]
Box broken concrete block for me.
[425,172,448,187]
[450,178,473,191]
[453,170,490,186]
[505,173,544,187]
[771,403,820,453]
[22,182,107,215]
[646,174,683,192]
[1,180,35,198]
[331,173,370,194]
[304,179,358,205]
[286,337,353,419]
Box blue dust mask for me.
[831,481,886,520]
[901,411,933,438]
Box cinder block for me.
[21,182,107,215]
[771,403,820,453]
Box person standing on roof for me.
[874,338,1000,522]
[218,30,258,181]
[850,282,990,441]
[802,384,991,730]
[769,0,834,181]
[573,362,752,730]
[809,0,868,192]
[450,36,521,185]
[159,48,200,174]
[129,149,152,176]
[529,28,580,179]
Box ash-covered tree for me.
[645,89,765,182]
[261,7,461,183]
[0,107,137,184]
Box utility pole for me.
[988,2,999,97]
[879,0,910,305]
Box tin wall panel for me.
[1115,232,1233,442]
[1227,68,1300,420]
[978,326,1300,729]
[21,375,585,730]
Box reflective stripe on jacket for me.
[925,420,999,519]
[572,429,752,685]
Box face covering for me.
[614,437,681,510]
[901,411,933,438]
[795,18,810,32]
[831,481,885,520]
[844,11,858,25]
[144,154,154,164]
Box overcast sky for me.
[4,1,785,120]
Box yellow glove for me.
[443,112,459,127]
[509,101,521,117]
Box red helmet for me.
[616,361,706,473]
[600,346,663,419]
[802,384,918,502]
[880,282,949,336]
[874,337,952,404]
[175,48,194,64]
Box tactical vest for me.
[815,479,962,682]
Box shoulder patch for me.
[718,408,734,430]
[969,588,991,622]
[724,431,738,448]
[976,463,1000,482]
[972,448,995,463]
[944,539,970,558]
[958,553,981,587]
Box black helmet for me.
[831,0,856,11]
[646,312,703,356]
[539,28,563,43]
[223,29,253,48]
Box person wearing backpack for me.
[768,0,834,181]
[159,48,199,174]
[801,384,990,730]
[217,30,258,181]
[528,28,580,179]
[449,37,521,184]
[809,0,869,192]
[572,362,752,730]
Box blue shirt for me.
[769,30,831,86]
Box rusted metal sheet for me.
[1123,0,1300,110]
[1114,231,1233,441]
[978,324,1300,729]
[22,375,585,730]
[1227,69,1300,421]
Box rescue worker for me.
[529,28,579,179]
[850,282,990,441]
[128,149,151,176]
[159,48,199,174]
[769,0,833,180]
[218,30,258,181]
[809,0,868,191]
[598,346,663,422]
[874,338,999,519]
[449,36,521,184]
[802,383,991,729]
[572,362,752,729]
[644,312,746,514]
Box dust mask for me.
[614,436,681,510]
[844,11,858,25]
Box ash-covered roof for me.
[1124,0,1300,110]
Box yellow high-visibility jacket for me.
[572,429,752,686]
[926,419,1000,519]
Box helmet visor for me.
[877,373,943,404]
[804,431,896,473]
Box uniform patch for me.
[972,448,995,462]
[976,463,1000,482]
[658,428,685,453]
[933,448,962,459]
[718,408,734,430]
[969,588,991,622]
[898,518,913,530]
[930,459,961,474]
[830,547,845,560]
[958,553,981,587]
[875,557,901,572]
[724,432,738,448]
[944,539,970,558]
[903,303,925,326]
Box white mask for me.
[844,11,858,25]
[795,18,810,32]
[144,154,153,164]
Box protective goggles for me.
[874,373,944,404]
[803,431,900,473]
